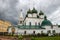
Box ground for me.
[31,36,60,40]
[0,36,18,40]
[0,35,59,40]
[18,35,60,40]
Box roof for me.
[27,9,32,13]
[39,10,44,15]
[41,16,52,26]
[32,8,37,13]
[41,19,52,26]
[17,25,41,29]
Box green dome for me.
[27,9,32,13]
[41,16,52,26]
[39,10,44,15]
[32,8,37,13]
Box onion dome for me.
[32,7,37,13]
[39,10,44,15]
[41,16,52,26]
[27,9,32,13]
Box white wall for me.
[24,17,44,25]
[32,13,37,17]
[53,25,60,33]
[16,29,46,35]
[39,15,44,18]
[42,26,51,29]
[8,26,60,35]
[28,14,32,17]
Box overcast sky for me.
[0,0,60,25]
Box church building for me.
[8,8,60,36]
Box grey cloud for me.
[0,0,18,25]
[0,0,60,25]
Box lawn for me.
[18,35,60,40]
[31,36,60,40]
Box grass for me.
[31,36,60,40]
[17,35,60,40]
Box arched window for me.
[25,22,26,26]
[52,30,56,34]
[29,22,31,26]
[24,31,26,34]
[33,31,35,34]
[51,25,53,29]
[41,31,43,34]
[38,23,40,28]
[35,22,37,26]
[38,23,40,26]
[47,30,51,34]
[20,21,22,24]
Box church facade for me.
[8,8,60,35]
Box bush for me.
[37,33,41,37]
[18,35,23,40]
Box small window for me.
[20,21,22,24]
[52,30,56,34]
[51,25,53,29]
[29,22,31,26]
[41,31,43,34]
[35,22,37,26]
[25,22,26,26]
[47,30,51,34]
[24,31,26,34]
[38,23,40,26]
[33,31,35,34]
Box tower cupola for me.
[39,10,44,18]
[27,9,32,14]
[32,7,37,13]
[41,16,52,28]
[18,9,24,25]
[27,9,32,17]
[39,10,44,15]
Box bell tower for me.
[18,9,24,25]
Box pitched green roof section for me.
[41,16,52,26]
[39,10,44,15]
[27,9,32,13]
[32,8,37,13]
[17,25,41,29]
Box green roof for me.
[32,8,37,13]
[27,9,32,13]
[17,25,41,29]
[39,10,44,15]
[41,16,52,26]
[41,20,52,26]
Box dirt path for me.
[0,36,18,40]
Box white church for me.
[8,8,60,35]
